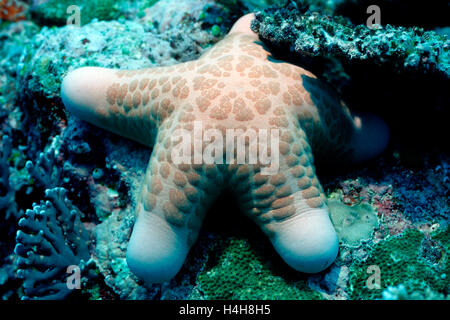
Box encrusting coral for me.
[60,13,389,283]
[251,3,449,80]
[14,187,91,299]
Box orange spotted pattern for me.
[93,31,358,243]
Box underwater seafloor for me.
[0,0,448,300]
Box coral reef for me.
[14,187,91,299]
[0,0,447,300]
[251,4,449,80]
[266,0,450,29]
[382,284,449,300]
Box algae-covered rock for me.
[17,18,215,99]
[252,4,450,80]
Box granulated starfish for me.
[61,14,389,283]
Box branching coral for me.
[14,187,91,299]
[25,147,61,189]
[30,0,121,26]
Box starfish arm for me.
[61,64,193,147]
[235,130,338,273]
[126,130,222,283]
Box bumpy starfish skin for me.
[61,14,388,283]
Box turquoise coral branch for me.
[14,187,91,299]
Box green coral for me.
[197,237,323,300]
[328,200,379,247]
[31,0,121,26]
[349,228,449,300]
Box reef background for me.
[0,0,448,300]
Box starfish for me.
[61,14,389,283]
